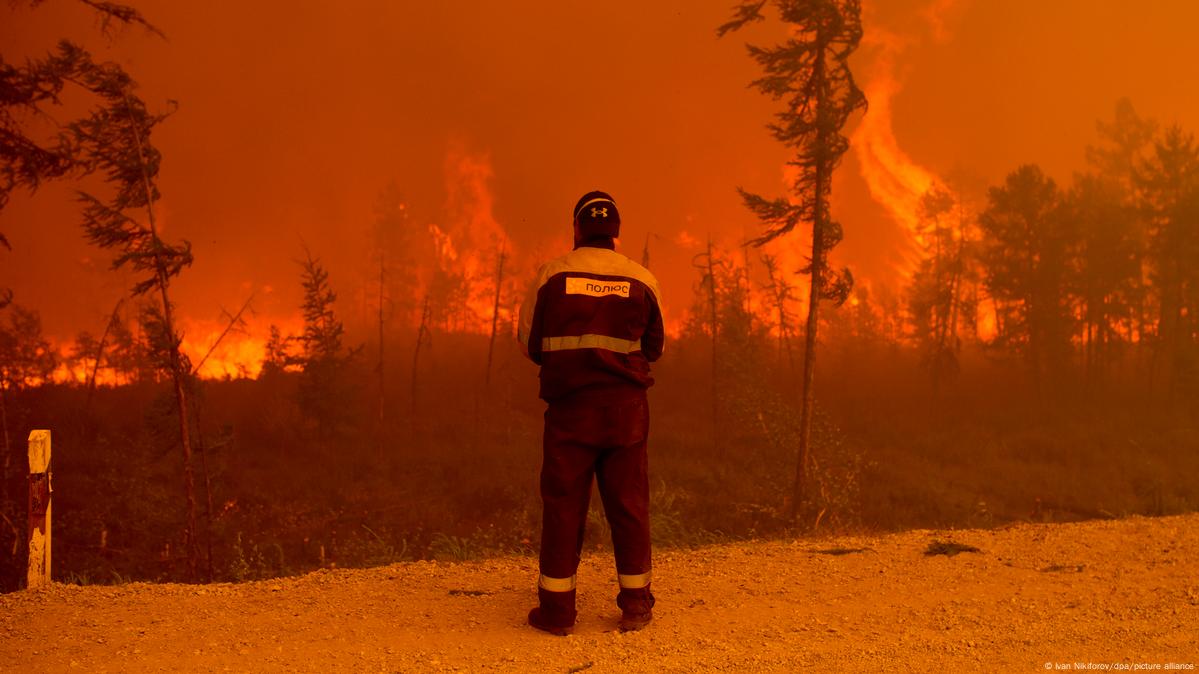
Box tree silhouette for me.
[1,1,162,306]
[296,250,356,439]
[27,36,207,578]
[760,253,797,372]
[1085,99,1156,352]
[907,187,963,394]
[370,183,417,430]
[978,165,1075,389]
[259,325,294,380]
[484,241,507,386]
[719,0,866,520]
[0,304,56,551]
[1136,126,1199,397]
[1063,174,1140,384]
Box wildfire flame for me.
[429,143,516,334]
[181,314,305,380]
[850,2,958,273]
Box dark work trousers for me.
[538,386,651,590]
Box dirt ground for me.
[1,514,1196,673]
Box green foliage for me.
[348,525,410,567]
[678,248,869,528]
[428,532,483,562]
[805,408,867,528]
[228,532,266,582]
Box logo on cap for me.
[591,207,608,218]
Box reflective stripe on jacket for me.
[518,245,665,401]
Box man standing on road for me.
[518,190,665,635]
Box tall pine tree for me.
[719,0,866,520]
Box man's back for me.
[519,245,664,401]
[520,191,663,635]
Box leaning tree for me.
[1,3,204,577]
[719,0,867,521]
[67,48,202,578]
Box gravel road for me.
[2,514,1196,672]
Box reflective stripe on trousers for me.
[539,387,652,586]
[538,574,577,592]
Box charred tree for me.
[85,299,125,404]
[296,250,355,440]
[760,253,796,373]
[907,187,959,395]
[411,293,431,433]
[485,242,506,386]
[719,0,865,521]
[692,236,722,453]
[260,325,292,379]
[190,295,253,377]
[369,185,415,433]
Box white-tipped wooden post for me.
[27,430,51,589]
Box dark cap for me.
[573,190,620,239]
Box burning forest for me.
[0,0,1197,604]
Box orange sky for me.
[3,0,1199,364]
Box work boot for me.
[528,587,576,636]
[616,585,655,632]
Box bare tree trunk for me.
[411,293,430,434]
[1164,258,1184,402]
[191,295,254,377]
[190,394,216,582]
[791,44,828,524]
[763,254,795,374]
[125,92,198,580]
[87,299,124,407]
[742,238,752,316]
[947,200,967,354]
[778,302,787,364]
[158,288,198,579]
[485,244,506,386]
[706,235,720,456]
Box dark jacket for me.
[518,244,665,401]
